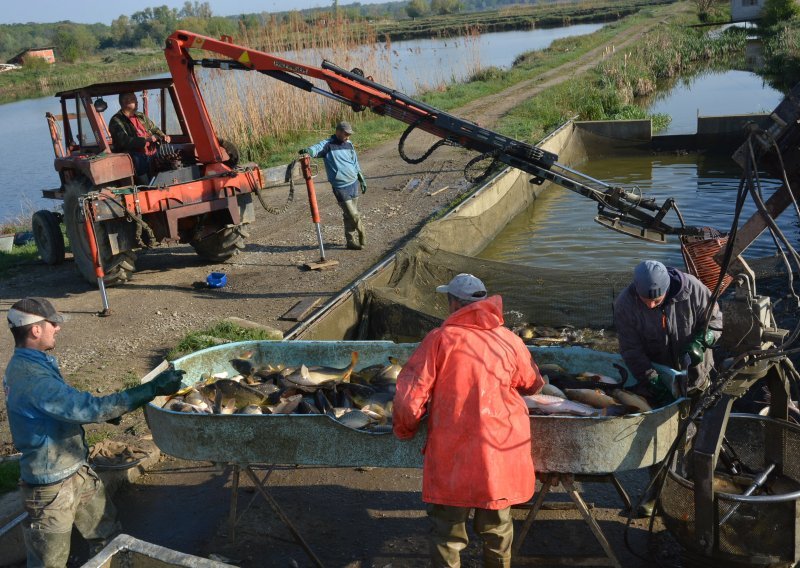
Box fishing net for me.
[358,121,794,343]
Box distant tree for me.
[761,0,800,28]
[110,15,132,46]
[179,1,213,19]
[406,0,430,18]
[430,0,462,15]
[22,54,50,71]
[53,24,98,63]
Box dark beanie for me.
[633,260,669,299]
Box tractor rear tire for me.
[32,210,65,265]
[191,225,249,262]
[63,179,138,287]
[218,138,240,169]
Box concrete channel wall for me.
[290,113,770,341]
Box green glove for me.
[684,330,716,366]
[641,368,674,406]
[125,369,186,409]
[358,172,367,194]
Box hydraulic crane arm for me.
[165,30,700,242]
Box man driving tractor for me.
[109,92,171,183]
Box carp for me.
[522,394,599,417]
[199,379,268,411]
[611,389,652,413]
[540,383,567,399]
[285,352,359,390]
[565,388,619,409]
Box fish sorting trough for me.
[144,342,687,474]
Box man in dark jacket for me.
[3,297,184,567]
[109,92,170,182]
[614,259,722,399]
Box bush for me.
[22,56,50,72]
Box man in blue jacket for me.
[300,121,367,250]
[3,297,184,567]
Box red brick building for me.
[7,47,55,65]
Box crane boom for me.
[165,30,701,242]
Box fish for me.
[271,394,303,414]
[336,409,373,429]
[183,389,211,412]
[611,389,653,413]
[230,357,256,378]
[565,388,620,409]
[576,372,621,386]
[375,358,403,383]
[540,383,567,399]
[238,405,262,415]
[285,351,359,390]
[199,379,268,411]
[522,394,599,417]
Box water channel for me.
[479,69,790,273]
[0,23,603,225]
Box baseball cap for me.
[336,121,353,134]
[633,260,670,300]
[7,297,66,328]
[436,273,487,302]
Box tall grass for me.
[198,13,481,163]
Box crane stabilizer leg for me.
[298,156,338,271]
[81,197,111,316]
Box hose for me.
[398,119,456,165]
[243,164,295,215]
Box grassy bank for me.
[764,22,800,90]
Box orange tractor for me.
[34,77,258,287]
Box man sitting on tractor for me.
[109,92,171,183]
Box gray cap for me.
[633,260,669,300]
[436,273,487,302]
[336,121,353,134]
[7,297,66,328]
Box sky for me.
[3,0,390,25]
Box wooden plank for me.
[279,298,322,322]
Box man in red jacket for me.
[393,273,544,568]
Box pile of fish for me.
[162,351,402,432]
[523,363,657,417]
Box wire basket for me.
[661,414,800,567]
[681,230,734,294]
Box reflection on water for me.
[649,70,783,135]
[478,151,793,271]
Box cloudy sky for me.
[5,0,390,25]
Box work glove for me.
[358,172,367,194]
[637,368,676,406]
[124,368,186,409]
[684,329,716,366]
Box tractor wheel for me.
[191,224,250,262]
[32,210,65,265]
[63,179,138,287]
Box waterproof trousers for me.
[427,504,513,568]
[338,197,365,249]
[22,464,120,568]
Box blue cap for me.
[633,260,669,299]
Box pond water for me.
[478,150,793,272]
[649,69,784,135]
[0,23,604,226]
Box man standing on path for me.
[3,297,184,568]
[300,121,367,250]
[393,274,544,567]
[109,92,171,183]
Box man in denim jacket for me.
[3,297,183,567]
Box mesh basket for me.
[661,414,800,567]
[681,230,734,295]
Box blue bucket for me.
[206,272,227,288]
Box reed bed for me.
[198,13,481,163]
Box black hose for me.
[398,120,452,165]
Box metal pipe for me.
[719,463,776,526]
[299,155,327,261]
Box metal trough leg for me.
[243,466,325,568]
[512,473,622,567]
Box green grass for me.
[167,321,279,360]
[0,241,40,279]
[85,430,112,447]
[121,370,141,390]
[0,461,20,494]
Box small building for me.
[6,47,55,65]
